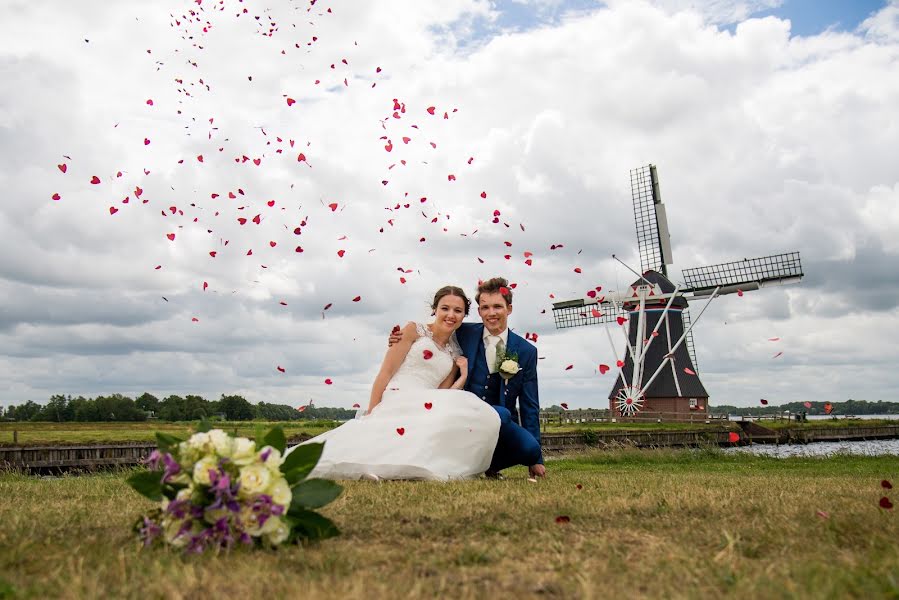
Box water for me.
[725,438,899,457]
[728,414,899,421]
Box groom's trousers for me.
[489,406,542,472]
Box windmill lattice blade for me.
[632,164,672,276]
[682,251,803,294]
[682,308,699,371]
[552,300,628,330]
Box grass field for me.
[0,421,338,446]
[1,448,897,599]
[4,418,896,446]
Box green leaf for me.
[290,478,343,510]
[281,442,324,484]
[262,425,286,454]
[287,507,340,541]
[254,423,266,445]
[155,432,184,454]
[127,470,164,501]
[195,419,212,433]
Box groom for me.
[457,277,544,478]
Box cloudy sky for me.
[2,0,897,411]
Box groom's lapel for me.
[465,323,484,364]
[499,330,521,403]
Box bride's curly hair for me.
[431,286,471,316]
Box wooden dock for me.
[2,426,898,471]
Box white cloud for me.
[2,0,898,410]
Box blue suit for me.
[456,323,543,471]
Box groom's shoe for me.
[484,470,504,480]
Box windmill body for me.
[552,165,803,419]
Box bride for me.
[291,286,501,480]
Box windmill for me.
[552,165,803,419]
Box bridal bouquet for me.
[127,423,341,553]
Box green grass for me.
[0,421,334,446]
[1,448,897,599]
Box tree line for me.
[0,394,356,422]
[709,399,899,416]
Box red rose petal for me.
[58,164,67,173]
[591,309,603,318]
[880,497,893,509]
[324,378,333,385]
[728,432,740,443]
[396,427,405,436]
[203,282,208,291]
[166,233,175,241]
[90,176,101,184]
[51,193,61,201]
[209,251,217,258]
[555,516,570,524]
[423,349,433,360]
[337,249,346,257]
[269,241,277,248]
[683,367,696,375]
[426,106,435,115]
[616,316,627,326]
[353,403,361,409]
[424,402,433,410]
[352,296,361,302]
[616,360,624,367]
[561,403,568,410]
[564,365,573,371]
[286,97,296,106]
[574,267,582,273]
[108,206,118,215]
[882,480,893,489]
[598,364,610,374]
[277,366,285,373]
[804,401,812,408]
[760,399,769,405]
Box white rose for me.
[187,432,211,452]
[208,429,234,458]
[259,446,284,473]
[500,359,520,375]
[192,456,219,486]
[239,463,272,497]
[177,441,199,467]
[204,506,231,525]
[176,486,194,501]
[267,477,292,508]
[231,437,257,466]
[262,517,290,546]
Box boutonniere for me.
[495,347,520,380]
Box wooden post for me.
[13,430,18,444]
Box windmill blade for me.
[682,308,699,371]
[552,299,628,330]
[682,251,803,295]
[632,164,673,276]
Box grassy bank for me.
[0,421,337,446]
[1,449,897,599]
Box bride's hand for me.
[451,357,468,389]
[455,357,468,376]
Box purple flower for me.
[144,450,162,470]
[161,453,181,483]
[260,448,272,462]
[138,516,162,546]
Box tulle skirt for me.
[293,389,500,481]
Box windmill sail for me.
[681,308,698,371]
[632,164,673,276]
[682,252,803,295]
[552,299,627,330]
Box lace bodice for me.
[386,323,462,391]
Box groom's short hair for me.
[476,277,512,306]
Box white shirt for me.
[483,327,509,374]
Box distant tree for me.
[136,393,160,415]
[158,395,186,421]
[70,396,99,421]
[219,395,255,420]
[13,401,42,422]
[184,395,209,420]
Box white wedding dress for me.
[292,323,501,481]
